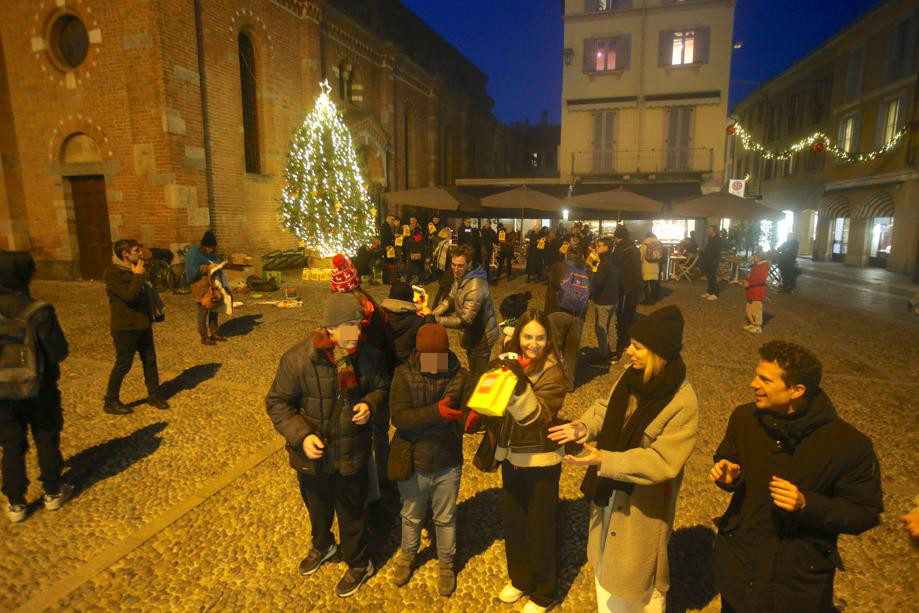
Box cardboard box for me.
[230,253,253,266]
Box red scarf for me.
[312,330,359,391]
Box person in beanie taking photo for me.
[0,252,74,522]
[103,239,168,414]
[388,323,468,596]
[710,341,882,612]
[185,230,227,345]
[265,291,389,598]
[473,309,568,613]
[550,305,698,613]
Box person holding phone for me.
[548,305,697,613]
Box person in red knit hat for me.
[330,253,396,490]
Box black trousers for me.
[704,265,719,296]
[0,390,64,505]
[779,264,796,291]
[105,328,160,402]
[484,248,494,278]
[371,397,390,484]
[501,461,560,607]
[643,280,661,304]
[197,305,218,337]
[382,259,397,284]
[403,259,425,284]
[616,294,638,353]
[298,466,370,568]
[498,251,513,281]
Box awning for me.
[568,187,663,216]
[481,186,564,212]
[818,194,851,219]
[670,192,782,220]
[382,187,481,212]
[852,191,895,219]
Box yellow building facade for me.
[560,0,735,198]
[727,0,919,277]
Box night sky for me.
[400,0,881,125]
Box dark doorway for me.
[69,175,112,280]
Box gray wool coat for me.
[577,370,699,603]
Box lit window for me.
[883,99,900,144]
[595,39,617,71]
[840,116,855,153]
[671,31,695,65]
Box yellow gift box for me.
[467,367,518,417]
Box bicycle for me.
[169,246,191,294]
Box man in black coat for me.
[587,237,620,365]
[266,291,388,598]
[103,239,168,415]
[457,219,481,265]
[711,341,882,613]
[0,252,73,522]
[701,224,722,300]
[481,219,498,284]
[612,226,642,356]
[776,234,800,293]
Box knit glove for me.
[464,410,481,433]
[438,396,463,422]
[502,359,530,395]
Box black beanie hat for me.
[201,230,217,248]
[613,225,630,239]
[629,305,683,361]
[389,281,414,302]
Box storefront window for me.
[870,217,893,257]
[832,218,850,255]
[652,219,690,243]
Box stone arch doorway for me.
[62,133,112,280]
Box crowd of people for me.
[0,214,913,612]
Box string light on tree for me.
[726,121,910,163]
[280,80,376,257]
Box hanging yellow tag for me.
[403,225,410,236]
[587,252,599,267]
[536,238,546,250]
[386,246,396,258]
[498,230,506,242]
[428,222,437,235]
[559,241,569,255]
[395,236,404,247]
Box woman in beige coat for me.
[639,233,662,305]
[549,305,698,613]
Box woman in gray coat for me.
[549,305,698,613]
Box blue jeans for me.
[593,303,616,358]
[397,465,461,565]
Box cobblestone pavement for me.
[1,270,917,612]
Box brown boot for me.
[201,335,216,345]
[210,328,228,342]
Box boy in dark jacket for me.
[381,282,434,366]
[711,341,882,613]
[0,252,73,522]
[266,291,388,598]
[701,224,722,300]
[103,239,168,415]
[389,323,468,596]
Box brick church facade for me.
[0,0,507,279]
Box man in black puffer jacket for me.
[0,252,73,522]
[711,341,882,612]
[266,291,388,599]
[389,324,468,597]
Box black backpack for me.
[0,301,47,399]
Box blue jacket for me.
[185,244,219,283]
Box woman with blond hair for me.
[549,305,698,613]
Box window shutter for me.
[844,47,864,103]
[583,38,596,73]
[617,35,632,69]
[681,107,694,147]
[605,111,615,150]
[593,112,603,151]
[875,103,888,147]
[696,27,711,64]
[659,30,671,67]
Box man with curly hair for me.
[710,341,882,612]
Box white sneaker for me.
[44,483,74,511]
[521,601,548,613]
[499,583,524,604]
[705,294,719,301]
[751,326,762,334]
[7,503,26,523]
[700,292,711,298]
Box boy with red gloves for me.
[388,323,470,597]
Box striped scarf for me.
[312,330,359,391]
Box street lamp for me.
[563,208,569,221]
[563,48,573,65]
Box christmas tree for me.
[280,81,376,257]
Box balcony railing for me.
[571,148,714,176]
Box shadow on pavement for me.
[575,349,613,389]
[219,314,263,337]
[666,524,718,613]
[556,496,590,603]
[157,362,222,400]
[62,421,168,497]
[455,487,502,573]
